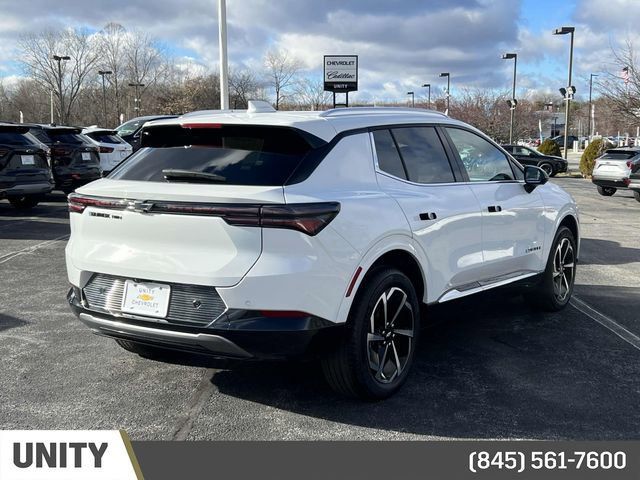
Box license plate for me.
[82,152,91,161]
[21,155,35,165]
[121,280,171,319]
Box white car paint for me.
[82,127,132,172]
[67,107,579,328]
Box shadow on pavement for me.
[579,238,640,266]
[0,313,30,332]
[172,290,639,440]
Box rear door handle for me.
[487,206,502,213]
[419,212,438,221]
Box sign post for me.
[324,55,358,108]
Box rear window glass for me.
[87,132,124,144]
[0,131,35,146]
[116,120,143,137]
[29,129,51,144]
[601,151,638,160]
[47,132,86,144]
[110,125,318,186]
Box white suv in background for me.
[66,103,579,400]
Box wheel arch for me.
[557,213,580,259]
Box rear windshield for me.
[109,125,319,186]
[601,151,638,160]
[47,132,87,144]
[116,119,144,136]
[87,132,124,144]
[0,131,36,146]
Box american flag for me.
[622,66,630,84]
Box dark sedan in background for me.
[502,144,568,177]
[26,125,101,194]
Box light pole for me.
[52,55,70,124]
[502,53,518,144]
[554,26,575,159]
[128,82,145,116]
[422,83,431,109]
[407,91,415,108]
[218,0,230,110]
[98,70,112,126]
[439,72,450,114]
[588,73,598,139]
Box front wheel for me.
[597,185,616,196]
[8,195,40,209]
[321,268,420,400]
[539,162,554,176]
[525,226,577,312]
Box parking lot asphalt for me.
[0,178,638,441]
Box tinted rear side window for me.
[87,132,124,144]
[110,125,319,186]
[601,151,637,160]
[373,129,407,180]
[48,132,86,144]
[30,130,51,144]
[0,131,35,146]
[391,127,455,184]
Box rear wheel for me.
[321,268,420,400]
[597,185,616,196]
[525,226,577,312]
[8,195,39,209]
[539,162,554,176]
[634,190,640,203]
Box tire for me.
[8,195,40,209]
[597,185,616,196]
[115,339,165,358]
[633,190,640,203]
[525,226,577,312]
[321,268,420,400]
[539,162,553,176]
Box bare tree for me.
[598,40,640,126]
[264,49,303,110]
[98,23,128,125]
[294,77,331,110]
[125,31,167,116]
[18,29,99,124]
[230,70,262,109]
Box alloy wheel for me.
[540,163,553,176]
[367,287,414,384]
[552,237,575,302]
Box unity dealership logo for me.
[0,431,141,479]
[13,441,108,468]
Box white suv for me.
[66,103,580,399]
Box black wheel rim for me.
[540,164,553,175]
[552,237,575,302]
[367,287,414,384]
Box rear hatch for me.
[67,122,326,287]
[0,126,50,187]
[84,130,133,170]
[48,128,101,178]
[594,150,637,179]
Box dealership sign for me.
[324,55,358,93]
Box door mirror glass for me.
[524,165,548,192]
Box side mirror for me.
[524,165,548,193]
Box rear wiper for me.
[162,169,227,183]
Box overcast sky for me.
[0,0,638,102]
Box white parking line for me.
[571,296,640,352]
[0,234,70,265]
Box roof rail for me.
[319,107,448,118]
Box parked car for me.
[66,104,580,400]
[115,115,178,152]
[0,123,53,208]
[502,144,568,176]
[550,135,579,149]
[25,125,101,195]
[592,147,640,197]
[82,127,133,174]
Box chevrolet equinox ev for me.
[66,103,580,399]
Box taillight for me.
[52,147,72,156]
[68,194,127,213]
[627,161,633,169]
[99,146,114,154]
[67,194,340,236]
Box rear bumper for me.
[0,181,53,198]
[591,177,629,188]
[68,288,344,360]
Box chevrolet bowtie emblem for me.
[128,200,154,213]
